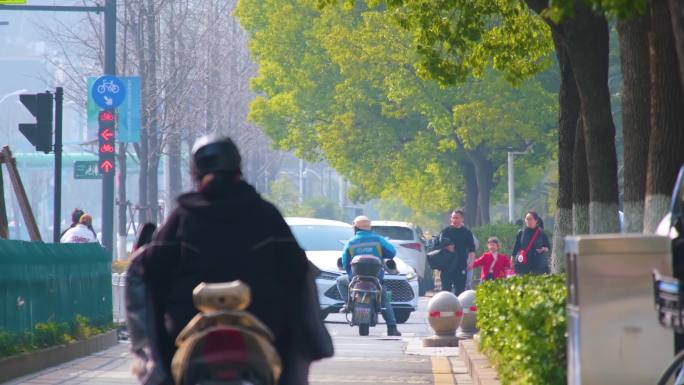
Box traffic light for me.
[98,110,116,175]
[18,92,53,153]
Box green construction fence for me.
[0,240,112,333]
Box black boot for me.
[387,325,402,336]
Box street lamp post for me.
[0,89,28,106]
[507,150,529,223]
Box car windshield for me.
[289,225,353,251]
[372,226,414,241]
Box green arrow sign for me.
[74,161,101,179]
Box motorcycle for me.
[342,255,397,336]
[170,280,282,385]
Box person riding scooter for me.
[335,215,402,336]
[125,135,332,385]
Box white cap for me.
[352,215,371,230]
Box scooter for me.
[344,255,397,336]
[129,224,281,385]
[171,280,282,385]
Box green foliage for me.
[0,315,110,358]
[236,0,557,222]
[73,315,104,340]
[471,223,520,255]
[546,0,648,21]
[476,274,567,385]
[266,176,343,220]
[32,321,72,349]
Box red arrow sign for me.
[100,160,114,173]
[100,128,114,141]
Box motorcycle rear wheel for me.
[359,323,370,336]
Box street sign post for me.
[91,75,125,109]
[74,161,101,179]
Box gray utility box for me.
[565,234,673,385]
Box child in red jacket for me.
[469,237,512,281]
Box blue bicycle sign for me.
[91,75,126,109]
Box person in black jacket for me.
[511,211,550,275]
[437,209,476,296]
[125,135,332,385]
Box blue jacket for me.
[341,230,396,279]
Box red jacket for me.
[469,252,512,280]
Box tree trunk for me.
[167,135,183,208]
[644,0,684,232]
[146,0,159,224]
[459,156,478,227]
[136,3,149,225]
[618,14,651,233]
[561,4,620,234]
[117,144,128,260]
[573,116,590,235]
[668,0,684,89]
[470,149,494,225]
[550,33,579,273]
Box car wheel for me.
[394,309,411,324]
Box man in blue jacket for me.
[335,215,402,336]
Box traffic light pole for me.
[0,0,116,255]
[102,0,116,254]
[53,87,63,243]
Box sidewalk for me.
[5,342,136,385]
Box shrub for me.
[476,274,567,385]
[471,223,520,255]
[0,315,112,358]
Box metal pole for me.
[508,152,514,224]
[298,159,304,205]
[102,0,116,254]
[53,87,63,242]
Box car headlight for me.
[405,271,417,281]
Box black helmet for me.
[191,135,241,179]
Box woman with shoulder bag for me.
[511,211,550,275]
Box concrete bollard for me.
[457,290,478,339]
[423,291,463,347]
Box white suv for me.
[371,221,428,295]
[285,217,419,323]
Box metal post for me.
[53,87,63,242]
[298,158,304,205]
[508,152,514,223]
[102,0,116,254]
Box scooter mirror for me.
[337,257,344,271]
[384,259,399,275]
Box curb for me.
[0,330,118,383]
[459,339,501,385]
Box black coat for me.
[438,225,475,274]
[512,227,550,275]
[133,180,331,384]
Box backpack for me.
[426,234,453,270]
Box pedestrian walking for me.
[60,214,99,244]
[511,211,550,275]
[468,237,511,281]
[436,209,476,295]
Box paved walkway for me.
[5,298,475,385]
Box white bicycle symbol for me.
[96,80,120,94]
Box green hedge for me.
[471,223,520,255]
[476,274,567,385]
